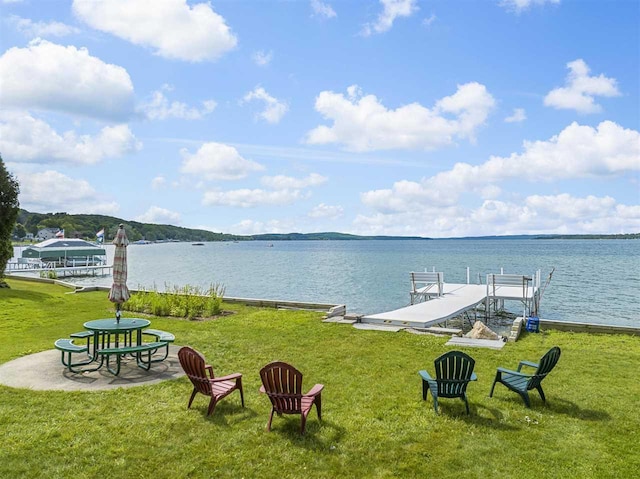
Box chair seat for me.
[177,346,244,417]
[499,371,530,392]
[211,380,237,397]
[260,361,323,434]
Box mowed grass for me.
[1,278,639,479]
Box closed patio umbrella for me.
[108,224,130,323]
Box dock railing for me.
[486,272,539,317]
[409,271,444,304]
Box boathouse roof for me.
[21,239,106,259]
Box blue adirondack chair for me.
[419,350,477,415]
[489,346,561,407]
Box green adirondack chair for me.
[489,346,561,407]
[419,350,477,415]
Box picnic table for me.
[54,318,175,375]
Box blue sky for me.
[0,0,638,237]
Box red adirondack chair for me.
[259,361,324,434]
[178,346,244,416]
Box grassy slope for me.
[0,279,639,479]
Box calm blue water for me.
[13,239,640,327]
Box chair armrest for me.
[517,360,539,372]
[470,372,478,381]
[206,365,214,378]
[418,370,433,381]
[259,385,266,394]
[211,372,242,382]
[304,384,324,397]
[497,367,531,378]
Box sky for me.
[0,0,638,238]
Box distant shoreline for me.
[12,232,639,247]
[14,210,639,243]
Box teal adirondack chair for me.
[419,350,477,415]
[489,346,561,407]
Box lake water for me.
[13,239,640,327]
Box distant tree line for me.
[13,210,248,243]
[9,209,640,244]
[537,234,640,240]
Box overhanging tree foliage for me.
[0,155,20,281]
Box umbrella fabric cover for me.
[108,225,130,305]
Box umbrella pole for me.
[116,303,121,324]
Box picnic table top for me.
[83,318,151,332]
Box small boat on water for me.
[192,243,205,246]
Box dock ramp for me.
[362,284,487,329]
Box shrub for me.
[123,283,225,319]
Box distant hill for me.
[251,232,430,241]
[14,210,247,242]
[12,210,639,242]
[441,233,640,240]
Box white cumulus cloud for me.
[140,85,216,120]
[362,0,418,36]
[229,218,295,235]
[361,121,640,213]
[0,111,141,164]
[310,0,336,19]
[422,13,436,27]
[504,108,527,123]
[15,169,119,215]
[242,87,288,124]
[151,176,166,189]
[8,15,80,37]
[305,82,495,151]
[544,59,621,114]
[353,193,639,238]
[261,173,327,189]
[180,142,265,181]
[135,206,182,224]
[500,0,560,14]
[72,0,237,62]
[308,203,344,219]
[0,39,135,122]
[252,50,273,66]
[202,188,306,208]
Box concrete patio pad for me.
[0,345,185,391]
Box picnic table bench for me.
[97,341,168,375]
[55,338,98,373]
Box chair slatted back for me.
[434,351,475,398]
[260,362,303,414]
[178,346,212,396]
[527,346,561,390]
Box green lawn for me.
[1,278,639,479]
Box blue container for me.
[526,316,540,333]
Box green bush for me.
[123,283,225,319]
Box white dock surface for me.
[363,284,487,328]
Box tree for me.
[0,155,20,284]
[13,223,27,239]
